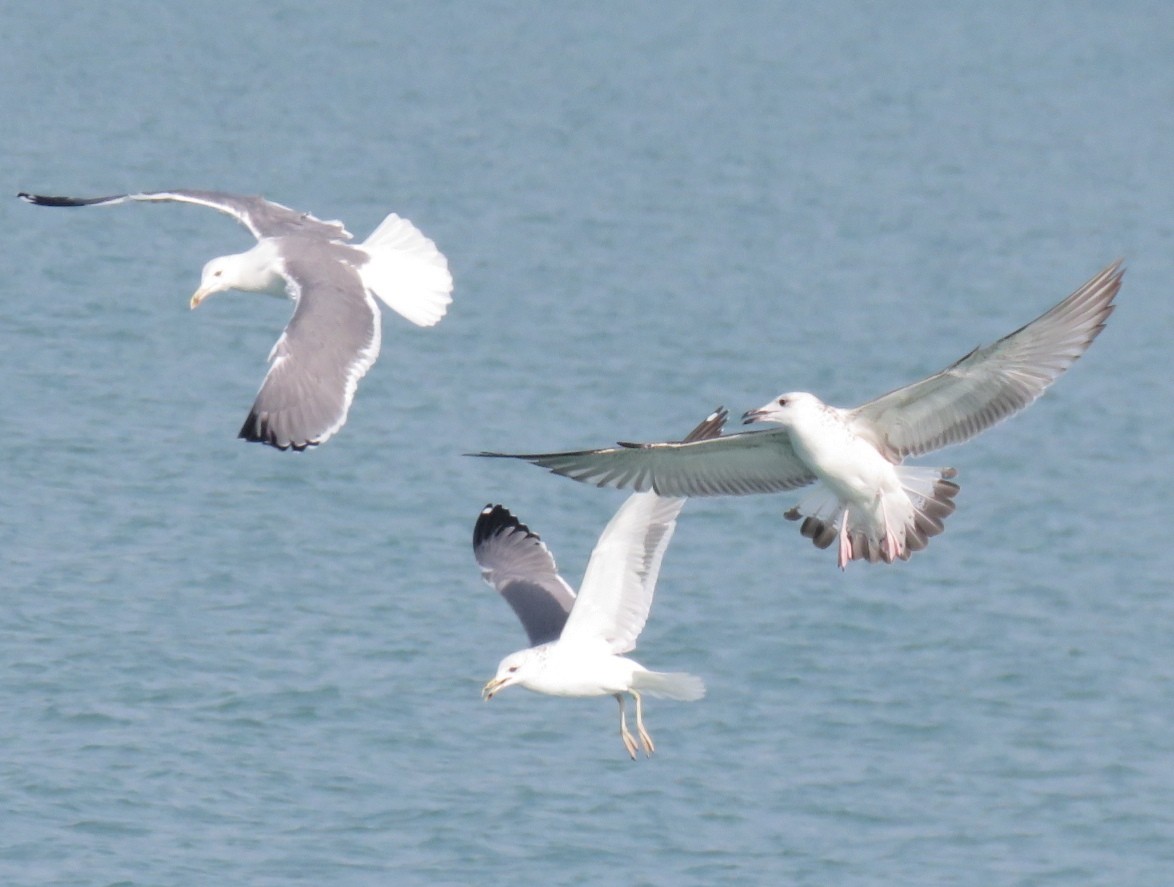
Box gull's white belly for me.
[521,646,641,698]
[790,419,900,507]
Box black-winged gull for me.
[476,261,1123,569]
[18,189,453,450]
[476,409,724,759]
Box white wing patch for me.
[561,493,687,655]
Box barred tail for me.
[784,466,960,564]
[896,466,960,556]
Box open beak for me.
[482,677,507,700]
[742,408,767,425]
[190,286,213,310]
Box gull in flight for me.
[477,261,1122,568]
[18,189,453,450]
[477,410,723,759]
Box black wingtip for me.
[681,405,728,443]
[17,192,87,207]
[474,504,537,548]
[17,191,128,208]
[238,412,315,452]
[618,406,728,448]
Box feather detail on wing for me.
[476,426,816,497]
[18,190,351,240]
[238,252,380,450]
[847,260,1122,460]
[474,505,576,646]
[556,407,728,653]
[560,492,685,654]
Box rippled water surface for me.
[3,3,1172,885]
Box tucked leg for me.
[632,691,655,756]
[615,693,638,760]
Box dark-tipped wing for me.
[476,422,815,497]
[846,260,1123,460]
[474,505,576,646]
[679,406,729,444]
[238,246,379,451]
[18,190,351,241]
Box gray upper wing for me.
[477,419,815,497]
[238,244,379,450]
[18,189,351,241]
[846,260,1122,461]
[473,505,576,646]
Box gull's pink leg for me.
[615,693,638,760]
[837,509,852,570]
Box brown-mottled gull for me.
[477,261,1123,569]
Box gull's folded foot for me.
[633,691,655,756]
[616,694,639,760]
[620,728,639,760]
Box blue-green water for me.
[3,3,1172,885]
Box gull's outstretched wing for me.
[475,409,814,497]
[474,505,576,646]
[559,409,727,654]
[560,492,685,654]
[18,190,351,241]
[238,247,379,450]
[846,260,1122,461]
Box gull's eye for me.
[507,665,519,673]
[777,397,788,407]
[213,269,223,277]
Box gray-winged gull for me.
[477,261,1123,569]
[18,189,453,450]
[476,409,723,759]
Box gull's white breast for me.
[788,408,900,506]
[522,643,641,697]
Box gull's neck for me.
[222,239,288,296]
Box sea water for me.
[2,2,1172,884]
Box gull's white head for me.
[190,255,238,309]
[482,649,542,700]
[742,391,824,427]
[190,242,286,309]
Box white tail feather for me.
[791,484,842,523]
[631,670,706,701]
[358,213,453,327]
[898,465,954,506]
